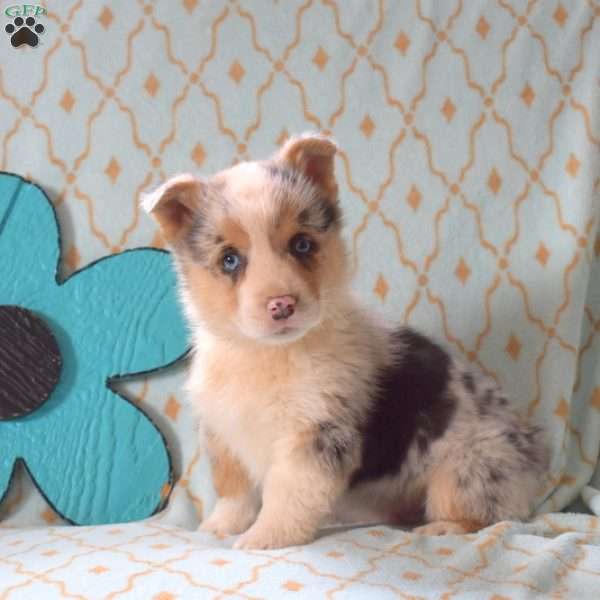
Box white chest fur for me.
[187,342,315,483]
[186,313,387,485]
[197,378,287,481]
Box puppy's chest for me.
[202,376,286,438]
[195,358,313,477]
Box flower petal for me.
[1,384,171,525]
[59,248,189,378]
[0,173,60,304]
[0,458,16,511]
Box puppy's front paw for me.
[200,514,243,538]
[233,523,314,550]
[200,497,257,538]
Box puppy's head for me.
[144,133,348,344]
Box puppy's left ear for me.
[275,133,338,199]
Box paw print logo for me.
[5,16,44,48]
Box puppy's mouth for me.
[261,326,307,345]
[239,304,322,344]
[268,320,305,337]
[275,325,298,335]
[274,325,298,336]
[255,317,314,344]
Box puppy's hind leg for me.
[414,429,546,536]
[414,467,488,535]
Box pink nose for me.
[267,295,296,321]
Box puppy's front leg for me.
[200,429,259,537]
[234,427,352,550]
[234,461,342,550]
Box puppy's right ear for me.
[142,174,203,245]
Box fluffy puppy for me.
[143,133,549,549]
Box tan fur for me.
[204,430,251,499]
[188,307,384,485]
[182,264,239,338]
[141,174,202,244]
[426,467,464,522]
[414,519,485,535]
[144,133,549,549]
[219,217,251,252]
[416,466,485,534]
[164,160,347,345]
[200,430,258,538]
[277,133,338,198]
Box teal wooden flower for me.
[0,172,189,525]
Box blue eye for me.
[222,251,241,272]
[292,235,314,255]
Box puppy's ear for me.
[275,133,338,199]
[142,174,203,245]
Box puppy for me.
[143,133,549,549]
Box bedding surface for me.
[1,516,600,598]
